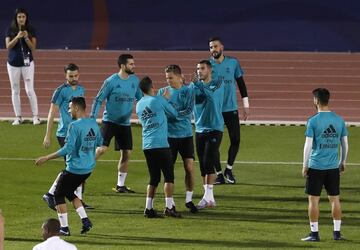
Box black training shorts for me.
[101,121,133,150]
[305,168,340,196]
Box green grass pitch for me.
[0,122,359,249]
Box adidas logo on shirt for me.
[322,124,338,138]
[141,107,156,120]
[85,128,96,141]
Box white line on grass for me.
[1,157,359,166]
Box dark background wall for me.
[1,0,360,51]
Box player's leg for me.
[53,171,72,236]
[301,168,323,241]
[325,168,344,240]
[161,148,180,218]
[178,137,197,213]
[114,125,134,193]
[21,61,39,124]
[68,173,93,234]
[7,62,22,124]
[223,110,240,184]
[43,137,66,210]
[143,149,162,218]
[197,131,222,209]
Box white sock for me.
[58,213,68,227]
[146,197,153,209]
[204,185,214,201]
[226,164,233,170]
[48,173,61,195]
[333,220,341,231]
[76,206,87,219]
[165,197,173,209]
[216,171,222,175]
[185,191,193,203]
[310,222,318,232]
[117,172,127,186]
[74,185,82,200]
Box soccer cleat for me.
[80,218,93,234]
[144,208,164,218]
[112,185,135,193]
[12,117,22,126]
[81,200,94,210]
[42,193,56,211]
[185,201,198,213]
[33,117,41,125]
[224,168,236,184]
[196,199,216,210]
[301,232,320,242]
[214,173,225,185]
[164,206,182,218]
[59,227,70,236]
[333,231,346,241]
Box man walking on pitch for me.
[209,37,250,184]
[36,97,102,235]
[42,63,92,210]
[91,54,142,193]
[158,65,197,213]
[301,88,348,242]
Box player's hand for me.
[43,136,51,149]
[35,156,48,166]
[242,107,250,121]
[339,163,345,174]
[191,72,200,83]
[302,166,308,178]
[162,88,170,100]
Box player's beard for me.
[69,80,78,86]
[212,50,223,59]
[125,68,135,75]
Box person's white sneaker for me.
[196,199,216,210]
[33,117,41,125]
[12,117,23,125]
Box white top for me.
[33,236,77,250]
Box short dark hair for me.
[64,63,79,73]
[118,54,134,68]
[208,36,222,44]
[312,88,330,105]
[139,76,153,94]
[198,60,212,68]
[165,64,182,75]
[71,96,86,110]
[43,218,60,234]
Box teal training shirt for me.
[57,118,103,175]
[91,73,142,126]
[51,83,85,137]
[210,56,243,112]
[305,111,348,170]
[136,95,179,150]
[191,79,224,133]
[157,85,194,138]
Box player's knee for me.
[54,194,66,205]
[164,173,174,184]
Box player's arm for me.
[302,137,313,177]
[36,124,76,166]
[43,103,59,148]
[236,76,250,120]
[90,81,110,119]
[339,136,349,173]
